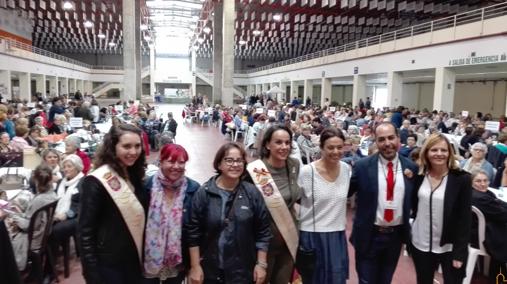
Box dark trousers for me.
[410,245,466,284]
[142,273,185,284]
[98,263,143,284]
[355,228,402,284]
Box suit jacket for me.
[412,169,472,262]
[348,153,418,256]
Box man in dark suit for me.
[349,122,418,284]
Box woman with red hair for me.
[143,144,200,284]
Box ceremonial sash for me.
[247,159,298,260]
[90,165,145,265]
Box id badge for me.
[385,201,397,210]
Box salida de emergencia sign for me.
[449,53,507,66]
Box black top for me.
[77,175,149,284]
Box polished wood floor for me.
[52,104,490,284]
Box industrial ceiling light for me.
[252,30,262,36]
[98,34,106,39]
[108,42,116,47]
[203,27,211,34]
[140,24,148,31]
[84,20,93,28]
[197,38,204,43]
[273,14,282,21]
[62,1,73,10]
[239,40,247,45]
[144,35,151,41]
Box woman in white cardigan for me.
[48,154,84,266]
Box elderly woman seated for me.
[470,169,507,277]
[297,123,319,164]
[0,132,13,153]
[460,142,495,184]
[4,164,58,270]
[48,155,85,272]
[64,136,91,174]
[9,125,34,152]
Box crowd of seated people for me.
[2,90,507,284]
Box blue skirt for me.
[299,230,349,284]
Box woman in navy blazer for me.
[411,133,472,284]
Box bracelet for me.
[256,261,268,269]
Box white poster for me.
[69,117,83,128]
[485,121,500,133]
[267,110,276,117]
[256,108,264,114]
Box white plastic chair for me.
[463,206,491,284]
[233,124,246,142]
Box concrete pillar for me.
[84,80,93,95]
[221,0,235,107]
[352,74,367,108]
[321,77,332,107]
[303,79,313,105]
[76,79,84,94]
[150,45,156,99]
[0,70,12,101]
[290,81,297,98]
[19,72,31,102]
[35,74,46,98]
[190,48,196,98]
[387,71,403,108]
[279,81,288,104]
[59,77,69,96]
[68,79,76,94]
[433,67,456,112]
[212,2,223,104]
[246,85,254,97]
[255,84,261,95]
[48,76,58,97]
[123,0,142,101]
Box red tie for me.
[384,161,394,222]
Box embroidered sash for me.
[247,159,298,260]
[90,165,145,265]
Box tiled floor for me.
[50,103,490,284]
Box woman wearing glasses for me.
[186,142,271,284]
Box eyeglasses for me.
[223,158,245,166]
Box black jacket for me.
[412,169,472,262]
[77,175,149,284]
[161,119,178,136]
[185,177,271,283]
[471,190,507,262]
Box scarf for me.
[55,172,84,216]
[144,170,187,278]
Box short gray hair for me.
[62,154,84,173]
[65,136,81,148]
[471,142,488,154]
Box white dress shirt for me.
[375,155,405,226]
[411,176,453,253]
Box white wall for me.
[401,81,507,116]
[0,8,32,40]
[155,57,192,84]
[454,81,507,117]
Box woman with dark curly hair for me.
[78,124,148,284]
